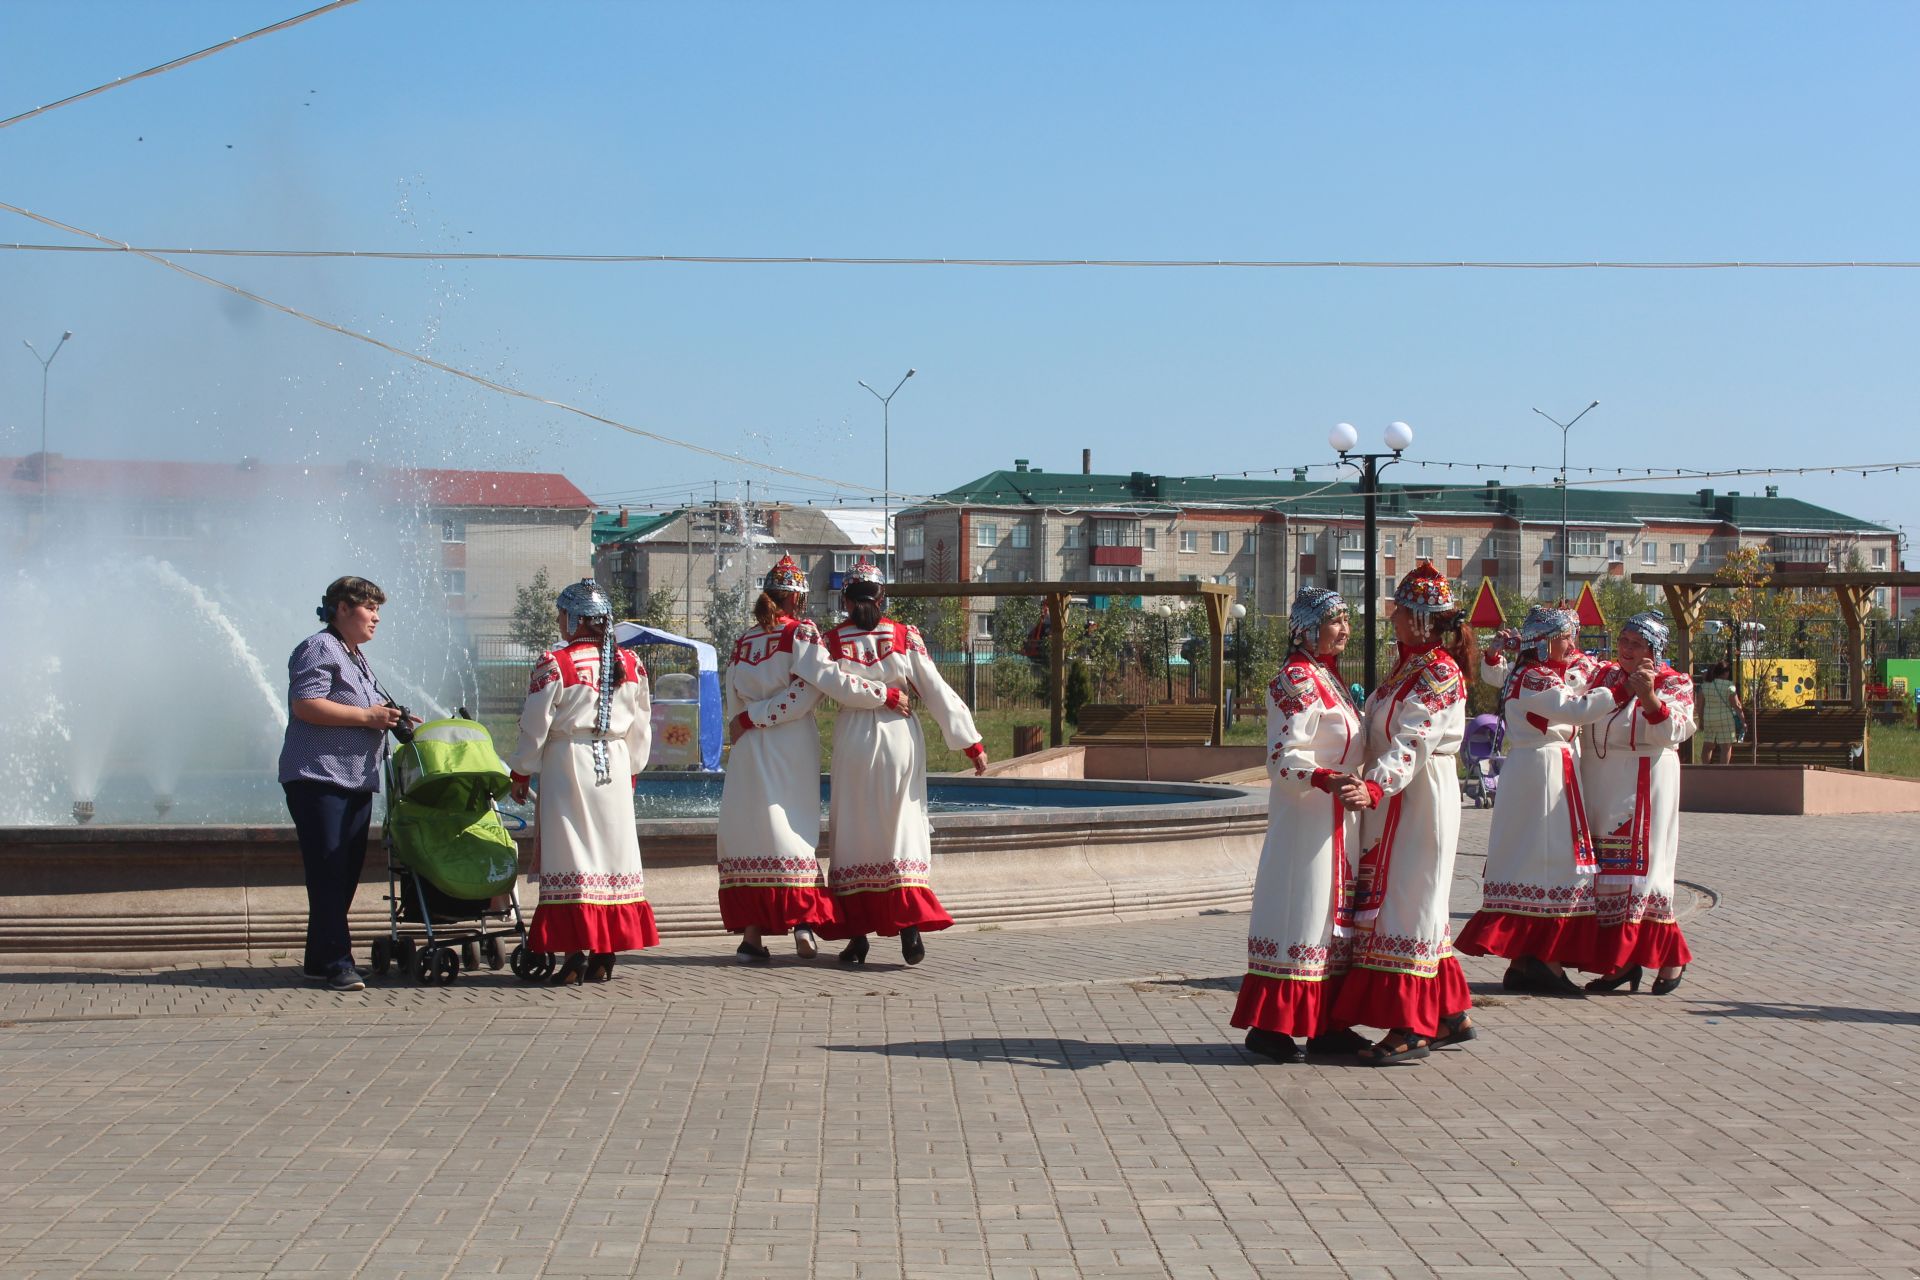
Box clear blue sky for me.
[3,1,1915,552]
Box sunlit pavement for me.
[3,811,1917,1279]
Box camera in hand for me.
[385,698,415,743]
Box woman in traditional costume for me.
[1580,612,1696,995]
[718,554,912,962]
[819,560,988,966]
[508,579,657,984]
[1331,563,1477,1065]
[1455,605,1626,995]
[1231,587,1367,1064]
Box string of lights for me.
[0,1,362,132]
[7,241,1920,271]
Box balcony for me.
[1090,544,1142,567]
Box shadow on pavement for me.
[1688,1001,1920,1024]
[824,1036,1269,1070]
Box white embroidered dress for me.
[1230,651,1363,1039]
[1331,644,1473,1038]
[716,618,897,935]
[508,642,657,952]
[1581,662,1697,972]
[1456,655,1623,966]
[819,619,982,937]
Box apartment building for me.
[594,503,889,638]
[895,460,1899,645]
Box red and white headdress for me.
[842,557,886,594]
[763,554,808,595]
[1393,560,1457,615]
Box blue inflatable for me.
[613,622,724,772]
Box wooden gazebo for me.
[886,580,1239,747]
[1632,569,1920,710]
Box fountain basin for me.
[0,775,1266,965]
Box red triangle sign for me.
[1573,581,1606,629]
[1466,579,1506,629]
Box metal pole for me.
[21,330,72,521]
[1532,402,1597,602]
[1363,456,1379,690]
[859,369,913,578]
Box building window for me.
[1063,524,1083,549]
[1877,588,1889,609]
[1092,566,1142,582]
[1182,573,1200,584]
[1382,535,1396,558]
[1338,572,1367,599]
[1607,539,1624,563]
[1642,542,1659,565]
[1211,531,1230,554]
[975,521,998,548]
[1415,536,1434,559]
[975,613,994,638]
[1212,573,1232,586]
[1447,536,1465,559]
[903,524,924,550]
[441,569,466,595]
[1670,543,1688,564]
[1143,527,1157,550]
[1773,535,1827,564]
[441,516,466,544]
[1569,531,1604,558]
[1874,546,1888,567]
[1242,531,1257,553]
[1011,522,1030,549]
[1179,531,1197,553]
[834,552,862,572]
[1093,519,1138,547]
[1338,531,1362,552]
[1014,569,1031,582]
[1645,583,1661,602]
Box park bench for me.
[1071,703,1215,747]
[1748,706,1869,770]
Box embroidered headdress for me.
[1518,603,1577,647]
[763,554,808,595]
[1621,610,1670,660]
[1287,586,1348,652]
[555,578,620,786]
[842,556,886,601]
[1392,561,1458,637]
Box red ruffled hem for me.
[816,886,953,939]
[718,886,841,935]
[1330,958,1472,1039]
[1229,972,1344,1038]
[1454,910,1595,967]
[528,901,660,953]
[1586,921,1693,974]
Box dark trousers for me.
[283,781,374,975]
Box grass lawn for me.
[1868,721,1920,778]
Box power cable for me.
[0,1,363,132]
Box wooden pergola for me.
[886,580,1240,747]
[1631,570,1920,709]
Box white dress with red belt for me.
[1331,643,1472,1038]
[819,619,983,938]
[1230,651,1363,1039]
[1580,662,1696,973]
[507,642,657,953]
[716,618,898,935]
[1456,655,1625,965]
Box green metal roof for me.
[592,508,683,547]
[911,470,1888,535]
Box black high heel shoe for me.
[1243,1028,1305,1063]
[549,951,588,986]
[838,935,870,966]
[586,953,616,983]
[1584,965,1643,994]
[1650,966,1687,996]
[736,940,772,963]
[900,927,925,966]
[1528,957,1587,998]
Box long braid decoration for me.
[592,623,616,785]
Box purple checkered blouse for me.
[277,630,386,791]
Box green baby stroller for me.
[370,714,529,985]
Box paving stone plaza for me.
[2,810,1916,1279]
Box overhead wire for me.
[0,1,363,132]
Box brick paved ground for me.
[2,811,1918,1279]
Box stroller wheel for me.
[412,947,437,985]
[509,944,531,978]
[435,949,461,985]
[483,938,506,971]
[461,941,480,972]
[394,938,416,972]
[369,937,391,977]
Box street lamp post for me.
[1228,600,1248,724]
[1330,420,1414,692]
[857,368,915,577]
[21,329,74,516]
[1156,602,1175,701]
[1532,401,1598,602]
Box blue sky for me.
[2,1,1915,550]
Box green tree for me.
[705,580,754,662]
[510,566,560,655]
[989,595,1043,661]
[635,585,680,631]
[889,594,968,653]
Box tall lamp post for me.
[1156,602,1175,701]
[1330,420,1413,692]
[857,368,915,576]
[1532,400,1598,602]
[22,329,74,516]
[1228,600,1247,724]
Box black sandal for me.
[736,940,772,963]
[1431,1012,1477,1049]
[1357,1031,1431,1067]
[1306,1027,1371,1055]
[1243,1028,1305,1063]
